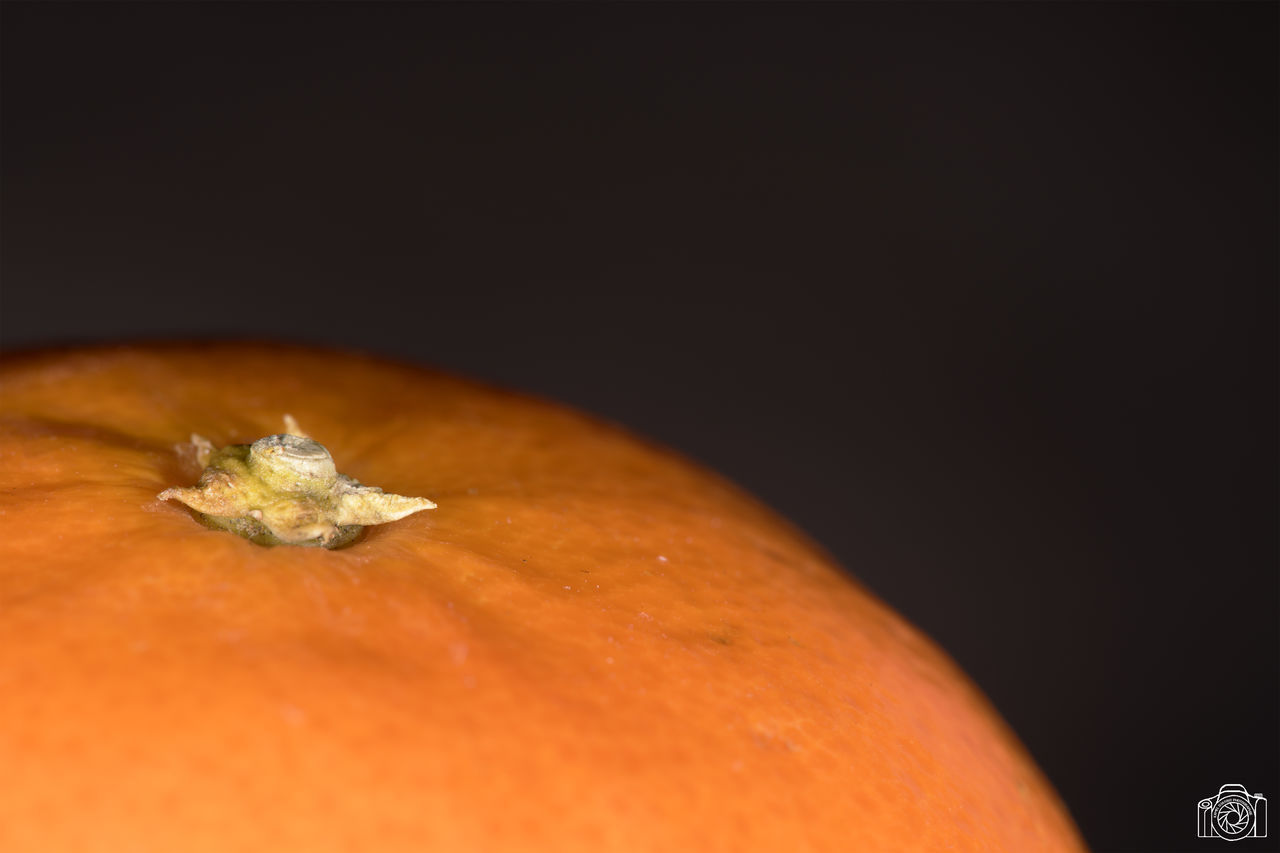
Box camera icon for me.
[1198,784,1267,841]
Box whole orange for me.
[0,343,1085,853]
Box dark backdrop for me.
[2,4,1276,851]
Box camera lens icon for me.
[1198,784,1267,841]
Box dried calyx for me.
[158,416,435,548]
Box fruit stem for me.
[158,417,435,548]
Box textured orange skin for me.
[0,344,1085,853]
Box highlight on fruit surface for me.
[158,415,436,548]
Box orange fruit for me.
[0,343,1085,852]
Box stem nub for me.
[158,417,435,548]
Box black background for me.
[2,4,1276,851]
